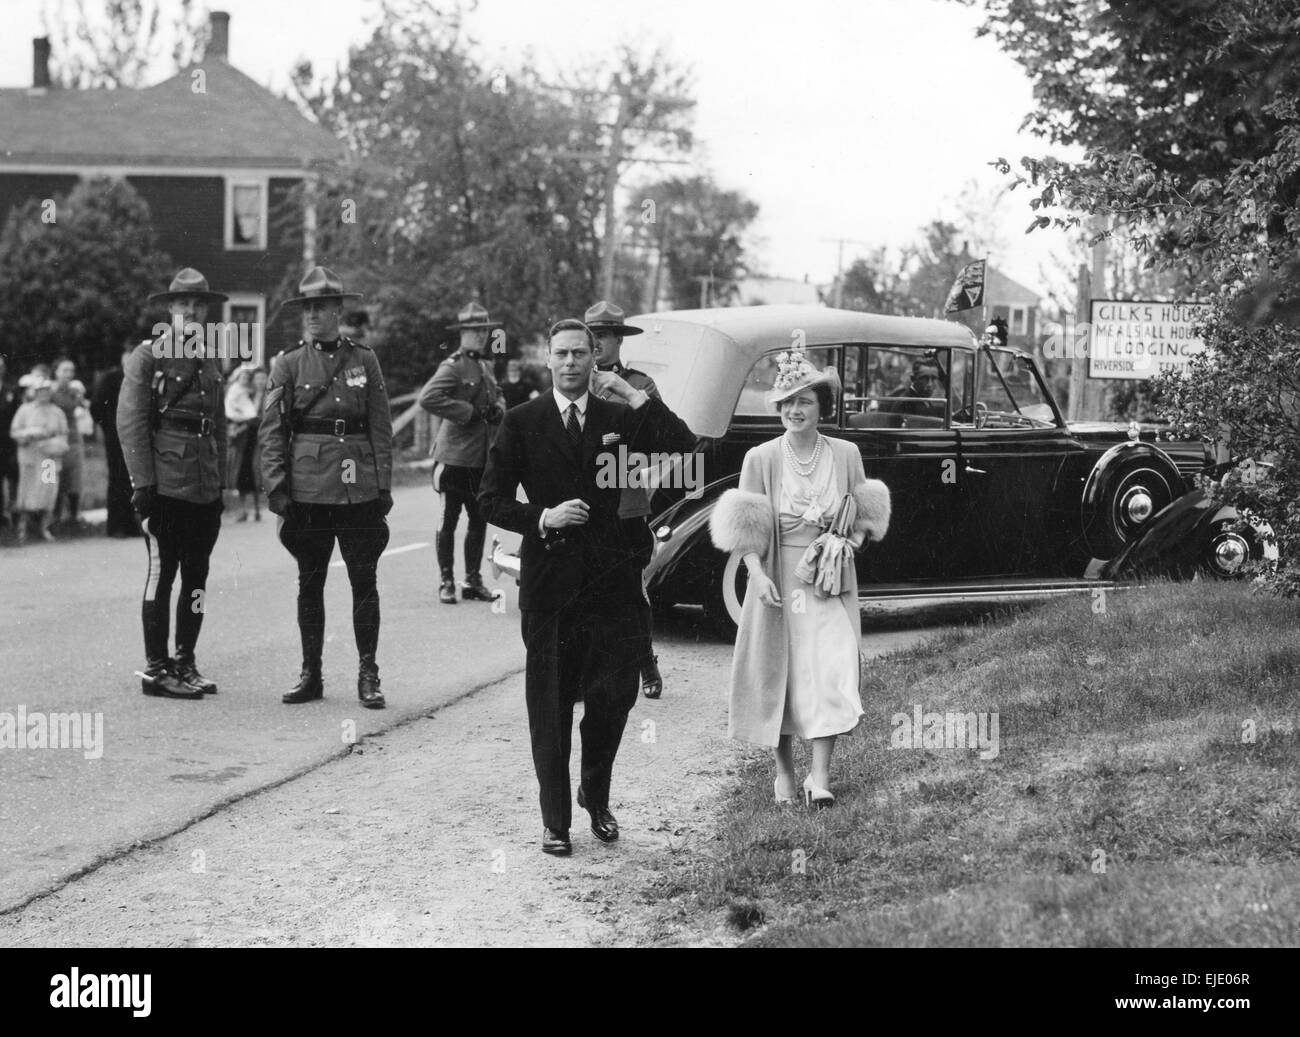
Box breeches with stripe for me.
[140,496,223,663]
[277,500,390,666]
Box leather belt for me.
[293,416,370,436]
[157,413,217,436]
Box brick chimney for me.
[209,11,230,60]
[33,37,51,88]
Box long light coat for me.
[709,436,890,746]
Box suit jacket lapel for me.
[581,395,608,471]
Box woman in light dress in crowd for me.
[711,346,890,807]
[9,375,70,543]
[225,364,262,520]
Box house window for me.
[1009,305,1029,336]
[220,295,266,370]
[226,180,267,249]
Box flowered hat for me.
[766,344,840,406]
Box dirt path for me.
[0,639,746,948]
[0,624,938,947]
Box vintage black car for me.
[613,305,1274,634]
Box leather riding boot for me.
[461,572,497,602]
[140,658,202,699]
[174,651,218,695]
[358,654,385,709]
[438,568,458,604]
[283,662,324,704]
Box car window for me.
[842,346,950,429]
[974,349,1058,428]
[734,345,840,423]
[949,350,975,426]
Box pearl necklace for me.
[783,433,823,477]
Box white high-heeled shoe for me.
[774,776,797,805]
[803,775,835,809]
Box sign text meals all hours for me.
[1088,299,1211,381]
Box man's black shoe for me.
[461,577,497,602]
[576,787,619,843]
[139,660,202,699]
[358,655,385,709]
[283,669,323,704]
[641,654,663,699]
[174,654,217,695]
[542,827,572,856]
[438,579,458,604]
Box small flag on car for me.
[944,259,986,313]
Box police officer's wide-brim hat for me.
[583,300,644,337]
[282,266,363,306]
[148,267,229,305]
[448,302,503,331]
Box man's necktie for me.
[566,402,582,447]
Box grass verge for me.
[664,580,1300,947]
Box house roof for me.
[0,60,342,170]
[987,265,1041,306]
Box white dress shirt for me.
[539,385,648,535]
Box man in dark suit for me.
[479,319,695,856]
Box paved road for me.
[0,484,535,910]
[0,483,950,920]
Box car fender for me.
[644,475,737,594]
[1080,441,1184,558]
[1081,441,1182,509]
[1101,487,1277,580]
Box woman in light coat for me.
[710,348,890,807]
[9,377,69,542]
[225,365,261,520]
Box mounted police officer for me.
[418,302,505,605]
[586,300,668,699]
[259,267,394,709]
[117,268,228,699]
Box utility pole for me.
[599,79,632,300]
[1068,261,1089,423]
[539,72,692,303]
[649,207,669,312]
[822,237,872,308]
[1088,218,1109,421]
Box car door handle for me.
[964,465,988,475]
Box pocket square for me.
[601,433,621,445]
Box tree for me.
[288,2,617,392]
[0,176,173,372]
[834,251,917,316]
[964,0,1300,589]
[43,0,208,88]
[624,175,759,311]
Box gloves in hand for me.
[378,490,394,516]
[130,486,158,518]
[267,492,290,517]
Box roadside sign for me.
[1087,300,1211,380]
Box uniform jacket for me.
[708,437,890,746]
[259,337,393,506]
[595,362,663,520]
[116,338,227,504]
[418,350,503,469]
[478,392,695,613]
